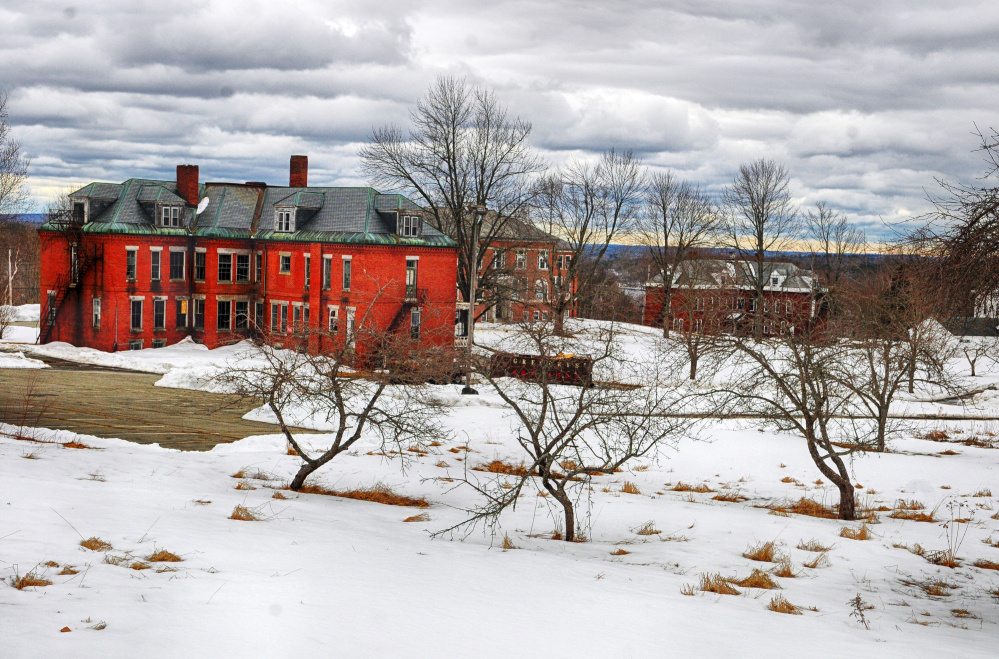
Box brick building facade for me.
[643,259,821,335]
[39,157,458,355]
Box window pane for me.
[342,260,351,289]
[217,300,231,330]
[131,300,142,329]
[195,253,206,281]
[235,301,248,329]
[236,254,250,281]
[170,251,185,280]
[218,254,232,282]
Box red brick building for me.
[39,157,458,354]
[643,259,821,335]
[472,217,576,325]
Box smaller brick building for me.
[643,259,821,335]
[39,157,459,355]
[472,217,575,325]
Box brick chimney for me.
[289,155,308,187]
[176,165,199,206]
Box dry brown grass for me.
[680,583,697,596]
[621,481,642,495]
[803,552,831,569]
[403,513,430,523]
[192,499,212,505]
[80,537,112,552]
[732,569,781,589]
[839,524,871,540]
[916,579,955,597]
[129,561,151,571]
[895,499,926,510]
[286,445,298,456]
[103,554,130,567]
[768,594,802,615]
[767,497,838,519]
[22,452,38,459]
[41,560,59,568]
[671,481,714,493]
[634,520,660,536]
[234,480,257,490]
[272,491,288,500]
[58,566,78,575]
[230,505,262,521]
[772,556,798,578]
[712,491,749,502]
[10,570,52,590]
[474,460,529,477]
[551,530,563,541]
[62,441,96,449]
[890,508,937,523]
[781,476,804,486]
[939,449,960,456]
[699,573,740,595]
[972,488,993,498]
[292,483,430,508]
[501,534,517,550]
[147,549,182,562]
[973,559,999,570]
[610,548,630,556]
[923,430,950,441]
[797,538,832,552]
[435,461,449,468]
[232,467,276,481]
[744,540,780,562]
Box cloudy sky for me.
[3,0,998,239]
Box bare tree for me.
[213,314,451,490]
[718,326,859,520]
[533,150,645,334]
[442,321,692,541]
[957,334,999,377]
[0,303,15,340]
[0,90,30,218]
[833,266,961,452]
[805,202,866,296]
[667,259,733,380]
[722,160,800,340]
[359,76,545,311]
[638,171,720,336]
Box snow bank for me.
[1,303,40,322]
[0,351,47,369]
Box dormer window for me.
[160,206,182,228]
[72,200,88,225]
[771,276,779,286]
[276,209,295,233]
[398,214,422,238]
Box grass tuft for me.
[10,569,52,590]
[797,538,832,552]
[634,520,660,536]
[743,540,780,562]
[699,573,740,595]
[474,460,529,476]
[803,552,831,569]
[610,548,630,556]
[768,594,802,615]
[839,524,871,540]
[58,566,78,575]
[403,513,430,523]
[772,556,798,578]
[768,497,838,519]
[62,441,95,449]
[234,480,257,490]
[680,583,697,596]
[501,534,517,550]
[712,491,749,502]
[272,491,288,500]
[671,481,714,493]
[230,505,262,521]
[973,559,999,570]
[972,488,992,497]
[80,537,112,552]
[733,569,781,589]
[147,550,182,562]
[293,483,430,508]
[621,481,642,495]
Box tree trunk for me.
[689,353,698,380]
[837,481,856,520]
[876,409,888,453]
[289,461,319,490]
[553,487,575,542]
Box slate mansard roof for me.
[647,259,820,294]
[49,178,455,248]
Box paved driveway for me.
[0,356,304,451]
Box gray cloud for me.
[2,0,998,240]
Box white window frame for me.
[515,249,526,270]
[126,247,138,281]
[159,206,182,228]
[304,254,311,289]
[328,305,339,333]
[153,296,167,330]
[129,296,144,331]
[150,247,162,281]
[342,255,352,291]
[92,297,101,329]
[538,251,549,270]
[398,214,421,238]
[169,246,187,281]
[275,208,295,233]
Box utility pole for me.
[462,205,487,395]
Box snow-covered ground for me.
[2,408,999,655]
[3,318,999,656]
